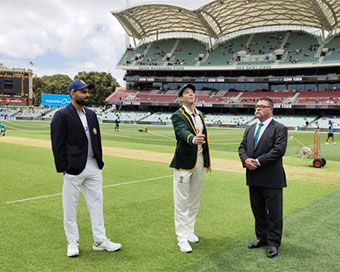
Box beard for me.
[75,97,89,106]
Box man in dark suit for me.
[51,80,122,257]
[238,98,288,258]
[170,83,211,253]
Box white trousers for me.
[174,154,204,243]
[63,157,106,244]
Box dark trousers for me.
[249,186,283,248]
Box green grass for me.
[3,120,340,162]
[1,120,340,271]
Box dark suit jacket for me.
[238,119,287,188]
[50,104,104,175]
[170,107,211,171]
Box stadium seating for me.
[294,91,340,105]
[205,113,254,125]
[118,43,150,66]
[247,115,317,128]
[141,39,177,66]
[247,32,285,55]
[170,39,207,66]
[15,108,52,119]
[42,108,60,120]
[238,91,296,104]
[322,35,340,63]
[100,110,150,122]
[0,107,20,119]
[142,112,172,122]
[315,116,340,128]
[201,35,249,66]
[280,32,319,64]
[118,31,340,68]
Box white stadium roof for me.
[112,0,340,40]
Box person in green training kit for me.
[0,122,6,136]
[170,83,211,253]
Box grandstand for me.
[109,0,340,128]
[3,1,340,132]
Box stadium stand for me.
[4,1,339,132]
[0,107,20,119]
[280,31,319,64]
[322,35,340,63]
[205,113,254,125]
[117,32,340,68]
[99,110,151,123]
[316,116,340,128]
[141,112,172,122]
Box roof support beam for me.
[310,0,334,30]
[113,12,143,39]
[195,10,219,39]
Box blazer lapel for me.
[248,124,257,154]
[255,120,274,149]
[68,104,87,137]
[179,107,197,135]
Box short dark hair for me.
[258,98,274,108]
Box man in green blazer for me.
[170,83,211,253]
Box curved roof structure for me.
[112,0,340,40]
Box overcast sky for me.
[0,0,211,86]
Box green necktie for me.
[254,123,264,148]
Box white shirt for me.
[182,105,204,154]
[78,109,94,158]
[254,117,273,143]
[254,117,272,166]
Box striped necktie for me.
[254,123,264,148]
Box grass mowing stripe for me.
[1,140,339,271]
[185,189,340,272]
[6,174,172,205]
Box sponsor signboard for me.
[0,98,27,104]
[42,94,71,108]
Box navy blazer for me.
[238,119,288,188]
[50,104,104,175]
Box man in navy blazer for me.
[239,98,287,258]
[51,80,122,257]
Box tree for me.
[32,76,46,105]
[33,72,120,106]
[40,74,72,94]
[74,71,120,106]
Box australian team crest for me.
[179,176,184,183]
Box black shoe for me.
[267,246,278,258]
[248,240,268,249]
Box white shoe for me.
[334,142,337,145]
[188,233,199,243]
[178,241,192,253]
[93,238,122,252]
[67,242,79,257]
[325,142,329,144]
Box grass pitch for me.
[1,120,340,272]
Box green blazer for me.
[170,106,211,171]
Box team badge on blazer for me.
[93,128,97,135]
[179,176,184,183]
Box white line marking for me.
[6,193,62,204]
[6,174,172,205]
